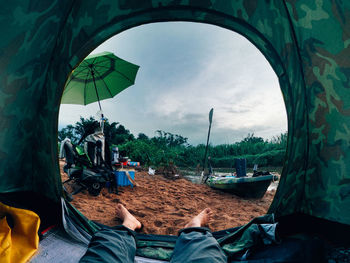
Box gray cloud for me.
[59,22,287,145]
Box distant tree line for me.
[58,117,287,168]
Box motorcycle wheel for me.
[88,182,102,196]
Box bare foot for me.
[116,204,142,231]
[185,208,212,228]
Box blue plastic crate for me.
[114,170,135,187]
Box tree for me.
[103,120,119,143]
[152,130,188,148]
[58,116,135,146]
[137,133,149,141]
[58,124,78,143]
[112,124,134,145]
[270,132,288,149]
[242,133,264,144]
[74,116,100,144]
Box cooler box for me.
[115,169,135,187]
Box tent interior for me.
[1,1,350,262]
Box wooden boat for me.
[206,174,277,198]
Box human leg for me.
[79,204,142,263]
[170,208,227,263]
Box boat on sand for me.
[206,174,277,198]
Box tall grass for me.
[119,132,287,169]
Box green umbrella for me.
[61,51,140,111]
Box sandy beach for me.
[61,160,277,235]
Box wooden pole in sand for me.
[201,108,214,183]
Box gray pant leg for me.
[171,227,227,263]
[79,226,136,263]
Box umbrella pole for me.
[91,70,105,132]
[91,70,102,112]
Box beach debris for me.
[148,167,155,175]
[156,162,182,180]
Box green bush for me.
[210,149,286,169]
[253,149,286,167]
[59,118,287,169]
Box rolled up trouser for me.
[79,226,136,263]
[171,227,227,263]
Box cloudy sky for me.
[59,22,287,145]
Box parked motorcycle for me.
[60,132,115,197]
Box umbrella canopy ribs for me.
[62,51,140,112]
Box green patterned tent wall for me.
[0,1,349,226]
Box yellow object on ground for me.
[0,202,40,263]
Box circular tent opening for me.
[1,1,317,239]
[58,22,287,235]
[53,6,302,222]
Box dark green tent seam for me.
[34,0,78,202]
[281,0,310,214]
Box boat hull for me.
[206,175,275,198]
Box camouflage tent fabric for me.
[0,0,349,229]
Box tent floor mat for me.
[29,227,168,263]
[28,225,345,262]
[29,227,88,263]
